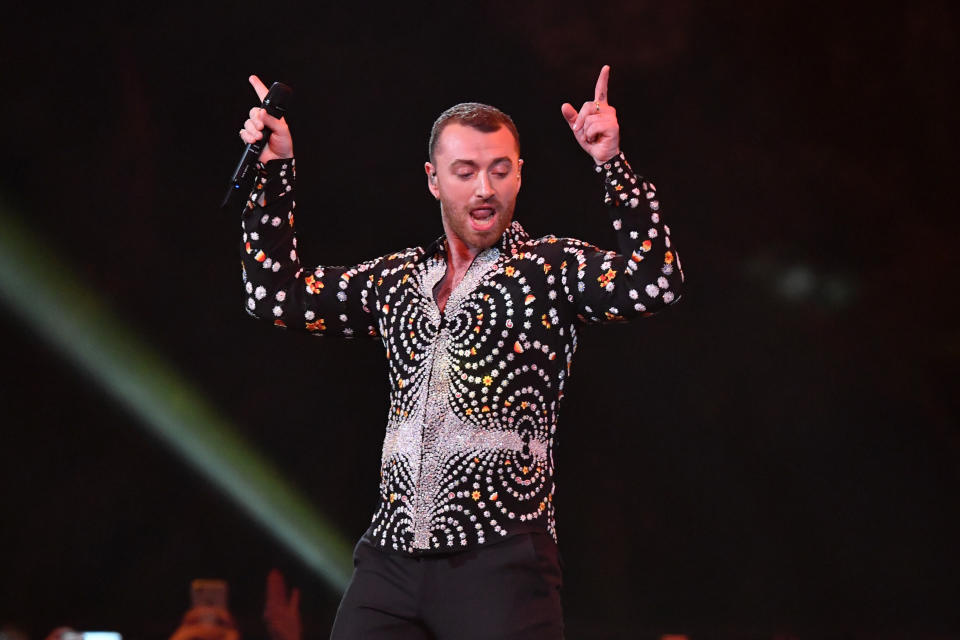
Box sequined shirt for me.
[239,153,683,555]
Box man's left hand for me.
[561,65,621,165]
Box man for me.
[236,65,682,639]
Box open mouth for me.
[469,207,496,229]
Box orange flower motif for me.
[304,274,323,293]
[255,250,266,263]
[466,408,473,415]
[514,341,524,353]
[382,304,390,313]
[245,241,252,254]
[481,405,490,412]
[504,266,516,277]
[597,268,617,288]
[305,318,326,331]
[471,490,481,501]
[482,375,493,386]
[541,314,551,329]
[274,319,286,327]
[490,492,499,501]
[543,263,552,274]
[524,294,536,305]
[665,250,674,264]
[642,240,652,252]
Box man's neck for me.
[434,233,486,313]
[445,234,483,277]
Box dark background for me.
[1,2,957,638]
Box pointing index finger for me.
[594,64,610,104]
[249,74,269,103]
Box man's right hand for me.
[240,74,294,163]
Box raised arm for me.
[235,76,395,338]
[556,66,683,322]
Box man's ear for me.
[424,162,439,200]
[517,158,524,188]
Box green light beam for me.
[0,200,353,592]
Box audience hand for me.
[264,569,301,640]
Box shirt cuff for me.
[595,152,644,208]
[251,157,296,204]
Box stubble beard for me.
[440,197,516,253]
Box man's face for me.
[425,123,522,253]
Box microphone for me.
[222,81,294,208]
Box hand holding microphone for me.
[222,75,293,207]
[240,75,294,162]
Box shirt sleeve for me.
[238,157,384,338]
[561,152,684,323]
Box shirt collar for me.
[424,221,529,262]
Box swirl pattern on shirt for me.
[239,153,683,554]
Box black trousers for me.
[329,533,564,639]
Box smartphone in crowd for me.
[191,578,228,609]
[63,633,122,640]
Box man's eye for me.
[457,172,474,179]
[492,171,508,178]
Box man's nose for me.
[475,172,493,199]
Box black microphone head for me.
[263,82,293,118]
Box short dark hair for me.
[428,102,520,162]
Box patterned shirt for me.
[239,153,683,555]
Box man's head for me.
[425,103,523,253]
[428,103,520,164]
